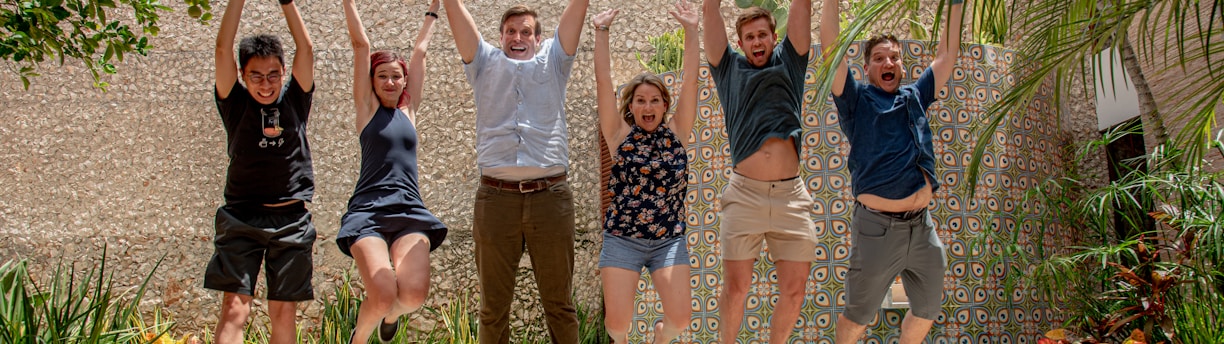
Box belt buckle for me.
[519,180,543,193]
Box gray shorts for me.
[598,232,689,273]
[843,203,946,324]
[204,203,316,301]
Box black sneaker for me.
[378,318,399,343]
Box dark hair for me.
[735,7,776,40]
[618,73,673,126]
[370,50,411,108]
[500,5,542,37]
[863,34,900,62]
[238,34,285,70]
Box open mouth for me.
[257,90,274,98]
[881,72,896,82]
[752,49,766,58]
[510,46,527,53]
[641,114,656,123]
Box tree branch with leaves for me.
[0,0,212,90]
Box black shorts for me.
[203,202,316,301]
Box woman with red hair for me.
[339,0,447,342]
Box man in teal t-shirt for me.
[702,1,816,343]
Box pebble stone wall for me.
[0,0,1104,342]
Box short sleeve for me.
[545,32,576,76]
[914,66,936,108]
[832,67,860,118]
[283,74,314,121]
[710,44,737,83]
[464,38,497,82]
[777,36,809,69]
[215,79,245,125]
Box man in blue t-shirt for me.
[820,0,964,343]
[701,1,814,343]
[206,0,316,343]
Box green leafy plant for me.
[976,123,1224,342]
[637,28,685,75]
[0,246,163,343]
[317,268,362,344]
[0,0,213,90]
[576,301,609,344]
[431,292,478,343]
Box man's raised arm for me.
[215,0,245,98]
[930,0,964,92]
[820,0,847,96]
[443,0,481,64]
[702,0,728,68]
[786,0,812,56]
[281,0,314,91]
[556,0,590,56]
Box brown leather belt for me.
[480,174,567,193]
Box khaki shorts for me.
[719,173,817,262]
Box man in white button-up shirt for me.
[442,1,589,343]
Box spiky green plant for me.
[0,246,163,343]
[638,28,686,75]
[576,301,610,344]
[318,268,362,344]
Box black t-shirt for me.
[214,76,315,205]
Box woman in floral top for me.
[592,2,700,343]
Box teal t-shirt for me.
[709,36,809,165]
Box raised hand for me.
[668,0,698,30]
[592,8,619,30]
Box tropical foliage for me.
[979,123,1224,342]
[0,0,212,89]
[0,247,166,343]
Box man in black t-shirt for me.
[205,0,315,343]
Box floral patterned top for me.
[604,124,688,240]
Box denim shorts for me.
[598,231,689,273]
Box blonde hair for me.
[617,73,673,126]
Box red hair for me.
[370,51,411,108]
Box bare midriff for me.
[264,199,303,207]
[856,173,933,212]
[733,137,801,181]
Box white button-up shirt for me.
[464,33,575,179]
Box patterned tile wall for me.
[613,41,1072,343]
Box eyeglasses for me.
[247,72,283,84]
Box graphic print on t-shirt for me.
[260,107,285,148]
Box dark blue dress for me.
[338,106,447,256]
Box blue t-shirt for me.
[831,67,941,199]
[709,36,809,165]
